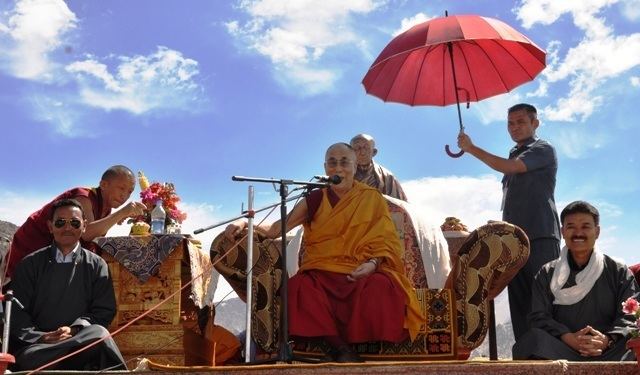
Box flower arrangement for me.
[621,297,640,338]
[130,171,187,224]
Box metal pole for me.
[244,186,255,363]
[278,182,290,362]
[2,292,13,353]
[489,300,498,360]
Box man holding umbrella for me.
[457,103,561,342]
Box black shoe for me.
[322,347,339,362]
[334,345,365,363]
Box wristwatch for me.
[367,258,379,268]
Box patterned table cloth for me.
[94,234,185,283]
[94,234,213,310]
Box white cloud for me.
[474,92,523,125]
[402,175,503,231]
[227,0,384,94]
[515,0,640,122]
[391,12,433,36]
[0,190,45,226]
[0,0,76,81]
[65,47,204,115]
[595,201,623,218]
[632,76,640,87]
[543,91,603,122]
[27,93,89,137]
[274,65,338,95]
[550,125,609,159]
[0,2,206,135]
[516,0,617,33]
[620,0,640,20]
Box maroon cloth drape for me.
[288,270,408,343]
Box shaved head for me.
[350,133,376,148]
[325,143,356,161]
[324,143,356,188]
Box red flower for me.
[138,182,187,223]
[622,297,639,315]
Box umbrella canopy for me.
[362,14,546,107]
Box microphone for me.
[314,175,342,184]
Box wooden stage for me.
[8,360,639,375]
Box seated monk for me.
[224,142,424,362]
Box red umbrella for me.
[362,12,546,157]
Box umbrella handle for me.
[445,144,465,158]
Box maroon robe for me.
[288,187,408,344]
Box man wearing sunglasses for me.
[9,199,127,371]
[6,165,146,280]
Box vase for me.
[626,337,640,366]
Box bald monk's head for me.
[350,134,378,167]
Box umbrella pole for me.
[445,41,465,158]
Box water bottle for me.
[150,200,166,234]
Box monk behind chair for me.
[210,196,529,360]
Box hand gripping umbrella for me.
[362,11,546,157]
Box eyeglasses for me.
[53,218,82,229]
[325,159,353,168]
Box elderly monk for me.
[225,143,424,362]
[350,134,407,201]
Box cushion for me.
[446,222,529,350]
[210,231,282,353]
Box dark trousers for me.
[12,325,127,371]
[508,237,560,341]
[513,327,636,361]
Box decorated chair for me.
[210,197,529,360]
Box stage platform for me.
[8,360,639,375]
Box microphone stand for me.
[230,176,328,364]
[194,176,328,364]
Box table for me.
[94,234,213,366]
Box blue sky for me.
[1,0,639,303]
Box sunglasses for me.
[53,218,82,229]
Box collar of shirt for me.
[509,137,537,158]
[55,243,80,263]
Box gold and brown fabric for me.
[210,231,283,353]
[446,222,530,351]
[385,200,429,289]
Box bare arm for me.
[225,199,308,239]
[76,196,146,241]
[458,133,527,174]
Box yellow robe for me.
[299,181,425,340]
